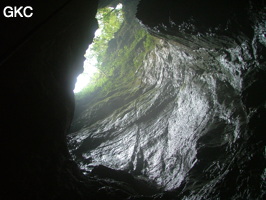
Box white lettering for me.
[23,6,33,18]
[3,6,33,18]
[14,6,23,17]
[3,6,13,18]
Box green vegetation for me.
[76,6,158,100]
[85,5,124,68]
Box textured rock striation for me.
[0,0,264,199]
[68,0,266,199]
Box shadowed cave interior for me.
[0,0,265,200]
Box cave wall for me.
[136,2,266,198]
[0,0,265,199]
[0,0,99,199]
[68,0,266,199]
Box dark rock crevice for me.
[0,0,127,199]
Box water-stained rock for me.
[68,0,266,199]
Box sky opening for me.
[74,3,124,93]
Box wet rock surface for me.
[68,0,266,199]
[0,0,264,199]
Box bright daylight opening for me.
[74,3,124,93]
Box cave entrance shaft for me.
[74,3,124,94]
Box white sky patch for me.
[116,3,123,10]
[73,33,100,94]
[73,59,99,93]
[95,28,102,37]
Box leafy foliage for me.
[85,5,124,68]
[75,7,158,100]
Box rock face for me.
[68,0,266,199]
[0,0,265,199]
